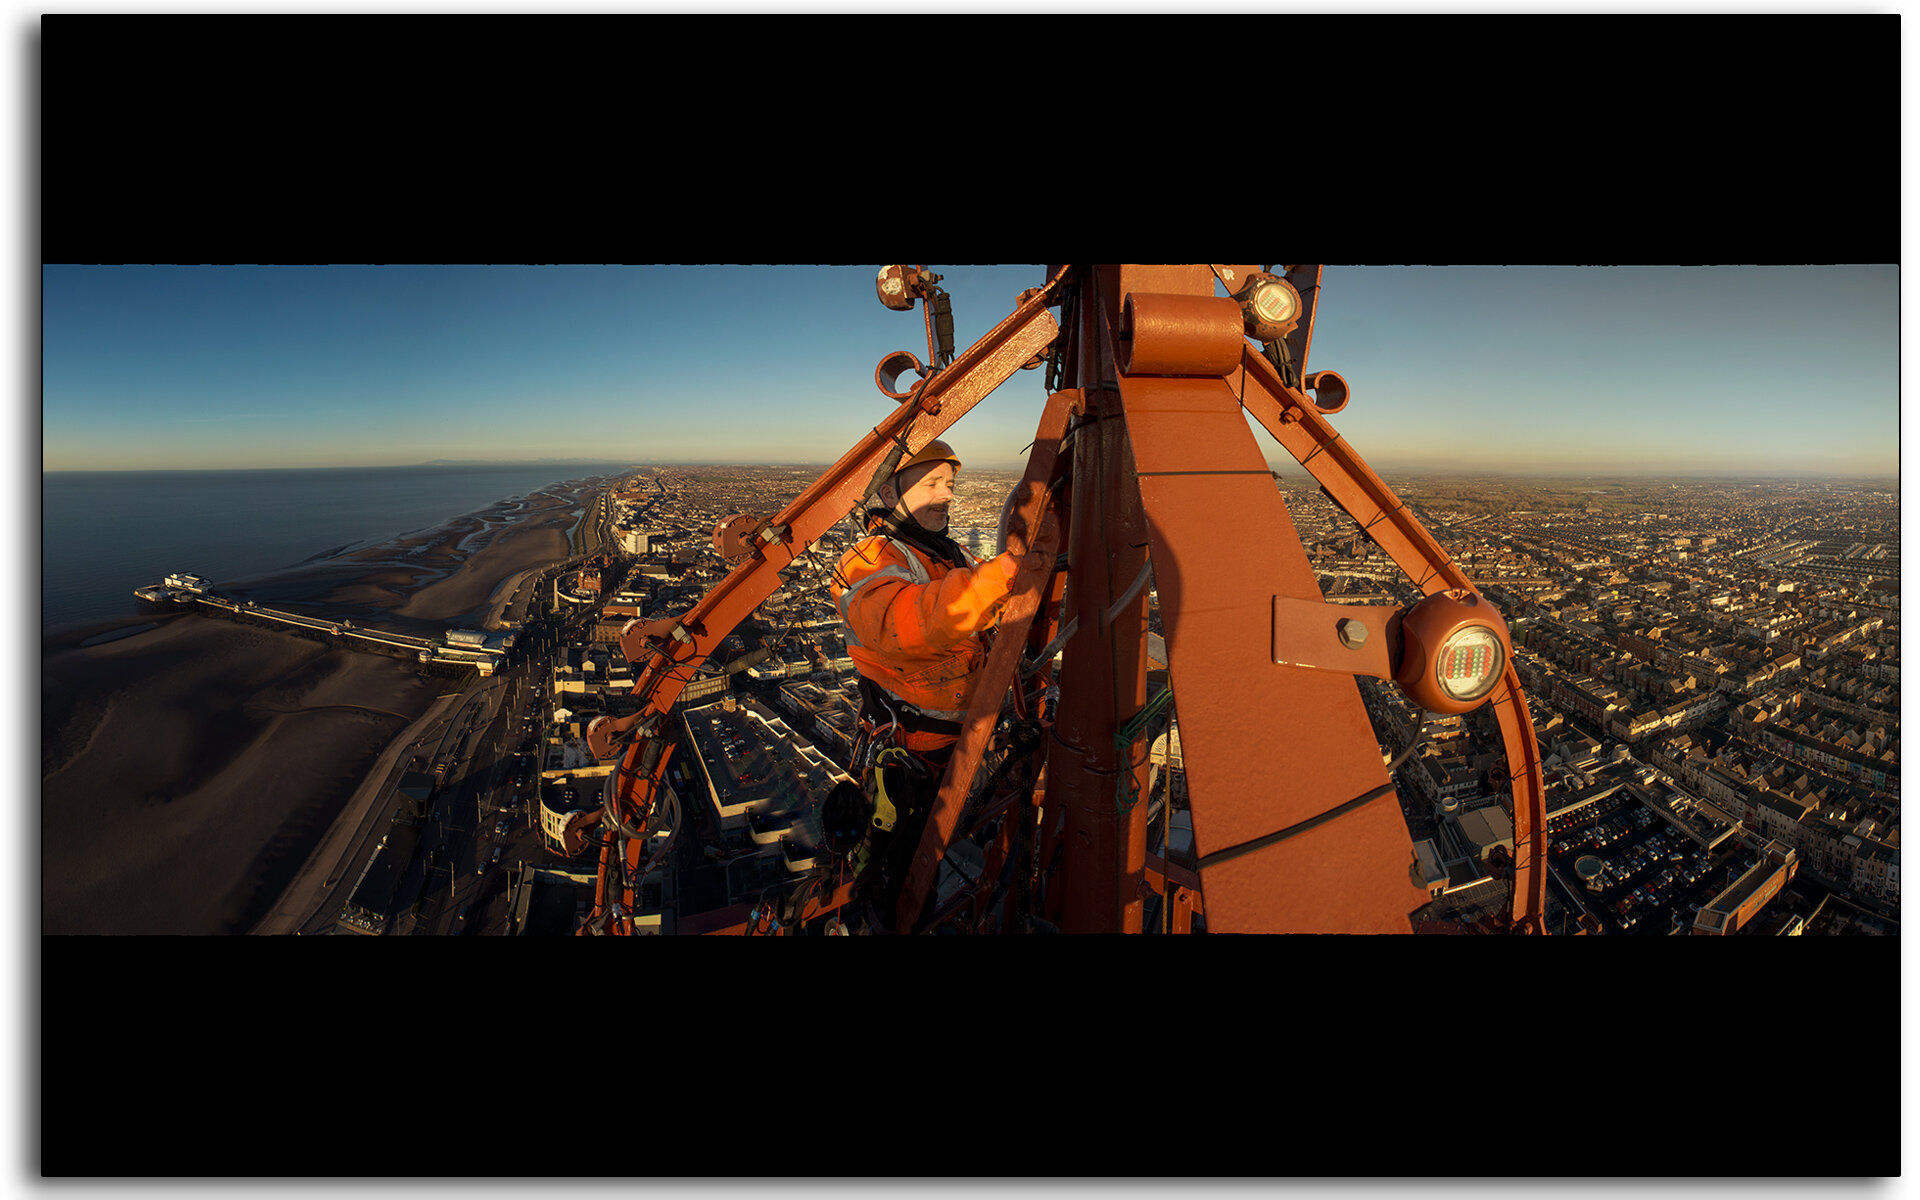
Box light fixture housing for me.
[1234,272,1303,343]
[1393,589,1513,713]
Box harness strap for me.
[858,674,965,734]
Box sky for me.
[40,263,1900,478]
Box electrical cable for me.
[1195,712,1432,873]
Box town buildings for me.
[511,467,1897,935]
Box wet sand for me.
[220,488,577,632]
[41,484,594,935]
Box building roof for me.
[1456,805,1515,851]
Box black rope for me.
[1299,432,1343,468]
[1363,501,1404,531]
[1195,713,1430,873]
[1196,784,1394,873]
[1045,278,1077,394]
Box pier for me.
[135,577,510,674]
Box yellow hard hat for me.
[896,438,961,477]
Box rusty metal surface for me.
[875,349,927,401]
[1270,595,1400,681]
[1117,292,1244,376]
[1492,667,1549,933]
[712,513,766,562]
[1118,370,1428,932]
[876,264,919,310]
[1046,273,1158,933]
[1302,369,1348,414]
[1143,851,1202,897]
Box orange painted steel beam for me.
[578,271,1067,934]
[893,388,1075,932]
[1144,854,1205,935]
[1231,342,1549,933]
[1488,667,1549,933]
[1042,267,1185,933]
[1117,366,1430,932]
[1101,283,1430,932]
[1233,348,1473,598]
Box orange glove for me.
[999,481,1058,567]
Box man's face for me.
[886,462,956,533]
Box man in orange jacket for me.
[829,438,1031,927]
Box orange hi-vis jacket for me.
[833,520,1021,753]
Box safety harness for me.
[823,511,997,928]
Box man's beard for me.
[898,503,947,532]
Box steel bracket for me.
[1270,596,1401,681]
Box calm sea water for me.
[42,463,634,630]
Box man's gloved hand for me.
[999,480,1058,566]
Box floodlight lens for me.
[1436,626,1505,702]
[1251,279,1300,325]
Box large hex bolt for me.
[1337,616,1368,651]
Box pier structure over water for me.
[134,577,512,674]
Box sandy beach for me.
[41,484,592,935]
[218,487,578,633]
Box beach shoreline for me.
[42,479,604,935]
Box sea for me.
[41,462,636,631]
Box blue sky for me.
[41,263,1900,477]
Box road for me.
[254,681,478,935]
[269,531,597,935]
[398,635,552,934]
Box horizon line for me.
[41,459,1902,481]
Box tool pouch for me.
[855,747,939,889]
[821,780,872,858]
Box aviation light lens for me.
[1435,626,1505,703]
[1250,278,1300,326]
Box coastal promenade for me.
[45,478,607,935]
[249,668,526,935]
[247,687,466,935]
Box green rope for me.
[1115,686,1174,815]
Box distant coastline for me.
[41,471,606,935]
[42,462,633,631]
[44,459,639,473]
